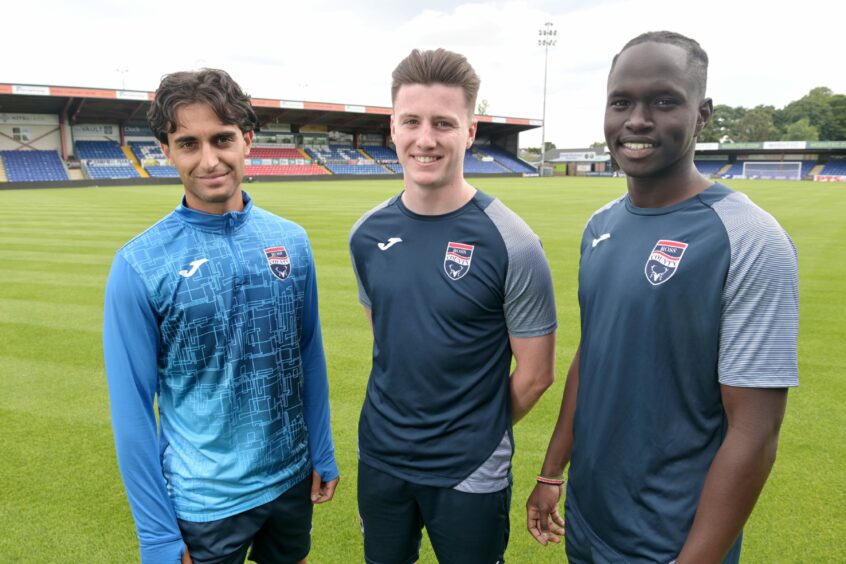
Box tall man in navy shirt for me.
[350,49,557,563]
[104,69,339,564]
[526,32,799,563]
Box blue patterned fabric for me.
[104,192,337,563]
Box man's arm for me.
[103,254,186,563]
[510,332,556,423]
[526,346,580,546]
[675,386,788,563]
[300,249,339,503]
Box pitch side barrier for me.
[0,172,524,190]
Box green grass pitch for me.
[0,176,843,562]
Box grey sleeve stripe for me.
[712,192,799,387]
[349,198,394,308]
[484,199,557,337]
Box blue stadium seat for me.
[464,150,509,174]
[146,166,179,178]
[1,150,69,182]
[474,145,537,173]
[694,161,727,176]
[75,140,126,160]
[821,158,846,175]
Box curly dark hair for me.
[148,68,259,144]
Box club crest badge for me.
[444,242,474,281]
[644,240,688,286]
[264,246,291,280]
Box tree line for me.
[701,87,846,143]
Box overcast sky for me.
[5,0,844,148]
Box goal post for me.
[741,161,803,180]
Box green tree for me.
[782,118,819,141]
[735,105,778,141]
[476,99,489,116]
[700,105,745,142]
[589,141,607,151]
[782,87,836,139]
[829,94,846,140]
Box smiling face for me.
[391,83,477,194]
[161,102,253,214]
[604,41,711,183]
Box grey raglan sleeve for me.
[485,199,558,337]
[712,192,799,387]
[349,198,394,309]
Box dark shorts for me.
[178,474,313,564]
[358,461,511,564]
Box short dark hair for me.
[391,49,480,115]
[148,68,258,144]
[611,31,708,98]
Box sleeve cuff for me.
[140,538,184,564]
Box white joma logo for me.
[377,237,403,251]
[592,233,611,248]
[179,258,209,278]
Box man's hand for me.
[526,483,566,545]
[310,469,339,504]
[181,546,192,564]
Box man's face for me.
[391,83,477,193]
[604,42,711,180]
[161,102,253,214]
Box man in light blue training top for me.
[350,48,557,564]
[104,68,338,564]
[526,31,799,563]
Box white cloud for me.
[4,0,845,147]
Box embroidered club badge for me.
[265,246,291,280]
[644,239,688,286]
[444,242,474,280]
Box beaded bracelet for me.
[536,474,565,486]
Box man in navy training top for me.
[526,31,799,563]
[104,68,339,564]
[350,48,558,564]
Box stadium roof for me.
[0,82,541,137]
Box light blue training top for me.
[104,192,337,563]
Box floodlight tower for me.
[116,68,129,90]
[538,21,557,176]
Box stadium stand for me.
[360,145,400,161]
[84,165,141,179]
[128,142,178,177]
[249,147,305,160]
[76,140,140,179]
[0,150,69,182]
[306,144,365,163]
[244,146,328,176]
[145,165,179,178]
[304,144,393,175]
[324,164,390,175]
[129,141,166,161]
[820,158,846,175]
[245,164,328,176]
[475,145,537,173]
[464,149,510,174]
[694,160,727,176]
[76,140,126,160]
[801,161,815,178]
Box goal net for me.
[741,161,803,180]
